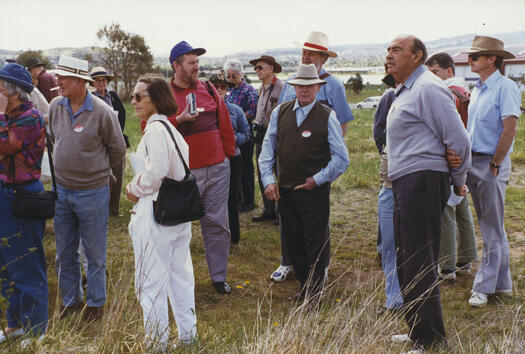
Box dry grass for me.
[1,104,524,353]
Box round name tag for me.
[73,125,84,133]
[301,130,311,138]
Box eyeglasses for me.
[468,53,491,61]
[254,65,268,71]
[94,78,107,83]
[430,69,444,75]
[214,84,229,90]
[131,92,149,102]
[226,74,239,79]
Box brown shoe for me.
[84,306,103,322]
[59,301,84,319]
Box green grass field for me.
[1,99,524,353]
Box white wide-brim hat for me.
[300,31,337,58]
[49,55,93,82]
[288,64,327,86]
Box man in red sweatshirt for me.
[167,41,236,294]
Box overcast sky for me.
[1,0,524,58]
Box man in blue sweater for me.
[386,35,471,351]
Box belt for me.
[0,179,38,188]
[471,151,491,157]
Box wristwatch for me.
[489,161,500,170]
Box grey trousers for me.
[467,154,512,294]
[439,197,477,271]
[192,159,231,283]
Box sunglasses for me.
[131,92,149,102]
[254,65,268,71]
[468,53,490,61]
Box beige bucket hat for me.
[462,35,515,59]
[288,64,327,86]
[300,31,337,58]
[49,55,93,81]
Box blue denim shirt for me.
[58,90,94,123]
[278,68,354,125]
[259,100,349,188]
[225,101,250,156]
[467,70,521,155]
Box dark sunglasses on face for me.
[254,65,267,71]
[468,53,490,61]
[131,92,149,102]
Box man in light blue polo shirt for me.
[462,36,521,307]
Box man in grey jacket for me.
[385,36,471,351]
[48,56,126,321]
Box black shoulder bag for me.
[12,129,57,220]
[152,120,204,226]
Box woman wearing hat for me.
[90,67,128,216]
[209,72,250,244]
[0,63,48,345]
[223,59,258,212]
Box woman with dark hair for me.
[0,63,47,347]
[125,75,196,348]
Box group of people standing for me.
[0,30,520,353]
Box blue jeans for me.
[0,181,48,335]
[54,183,109,307]
[378,187,403,309]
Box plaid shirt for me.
[0,102,45,184]
[226,81,258,121]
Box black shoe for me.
[84,306,103,322]
[251,213,277,222]
[239,204,255,213]
[59,301,84,319]
[213,281,231,294]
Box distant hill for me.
[2,31,524,69]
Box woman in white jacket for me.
[125,75,196,348]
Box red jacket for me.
[168,79,235,169]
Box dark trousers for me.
[228,155,242,243]
[255,142,276,215]
[392,170,450,349]
[109,159,125,215]
[279,183,330,297]
[240,140,255,207]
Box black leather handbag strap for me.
[9,128,57,193]
[155,120,191,178]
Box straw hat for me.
[90,67,114,82]
[462,36,515,59]
[300,31,337,58]
[49,55,93,82]
[288,64,327,86]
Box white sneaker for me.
[391,333,412,343]
[270,265,293,282]
[0,328,24,344]
[468,290,488,307]
[20,334,45,349]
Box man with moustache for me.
[271,31,354,283]
[248,55,284,223]
[385,35,471,351]
[166,41,236,294]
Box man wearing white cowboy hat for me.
[460,36,521,307]
[90,66,128,216]
[48,55,126,321]
[259,63,349,302]
[271,30,354,283]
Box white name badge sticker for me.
[73,125,84,133]
[301,130,312,138]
